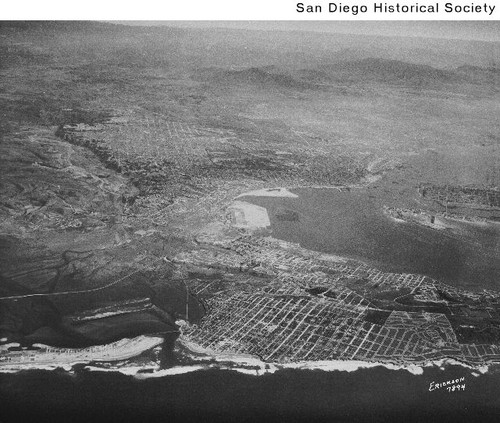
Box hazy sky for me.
[120,21,500,42]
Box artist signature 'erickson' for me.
[429,377,466,392]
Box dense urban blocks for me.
[179,236,500,366]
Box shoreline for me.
[0,332,497,377]
[172,336,494,377]
[2,184,498,378]
[2,354,492,379]
[182,186,500,376]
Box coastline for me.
[0,331,496,378]
[172,335,493,378]
[2,184,498,379]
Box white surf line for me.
[0,256,166,301]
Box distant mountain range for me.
[195,58,499,92]
[1,21,499,71]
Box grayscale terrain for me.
[0,20,499,423]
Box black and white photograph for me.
[0,14,499,423]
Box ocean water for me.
[1,365,499,422]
